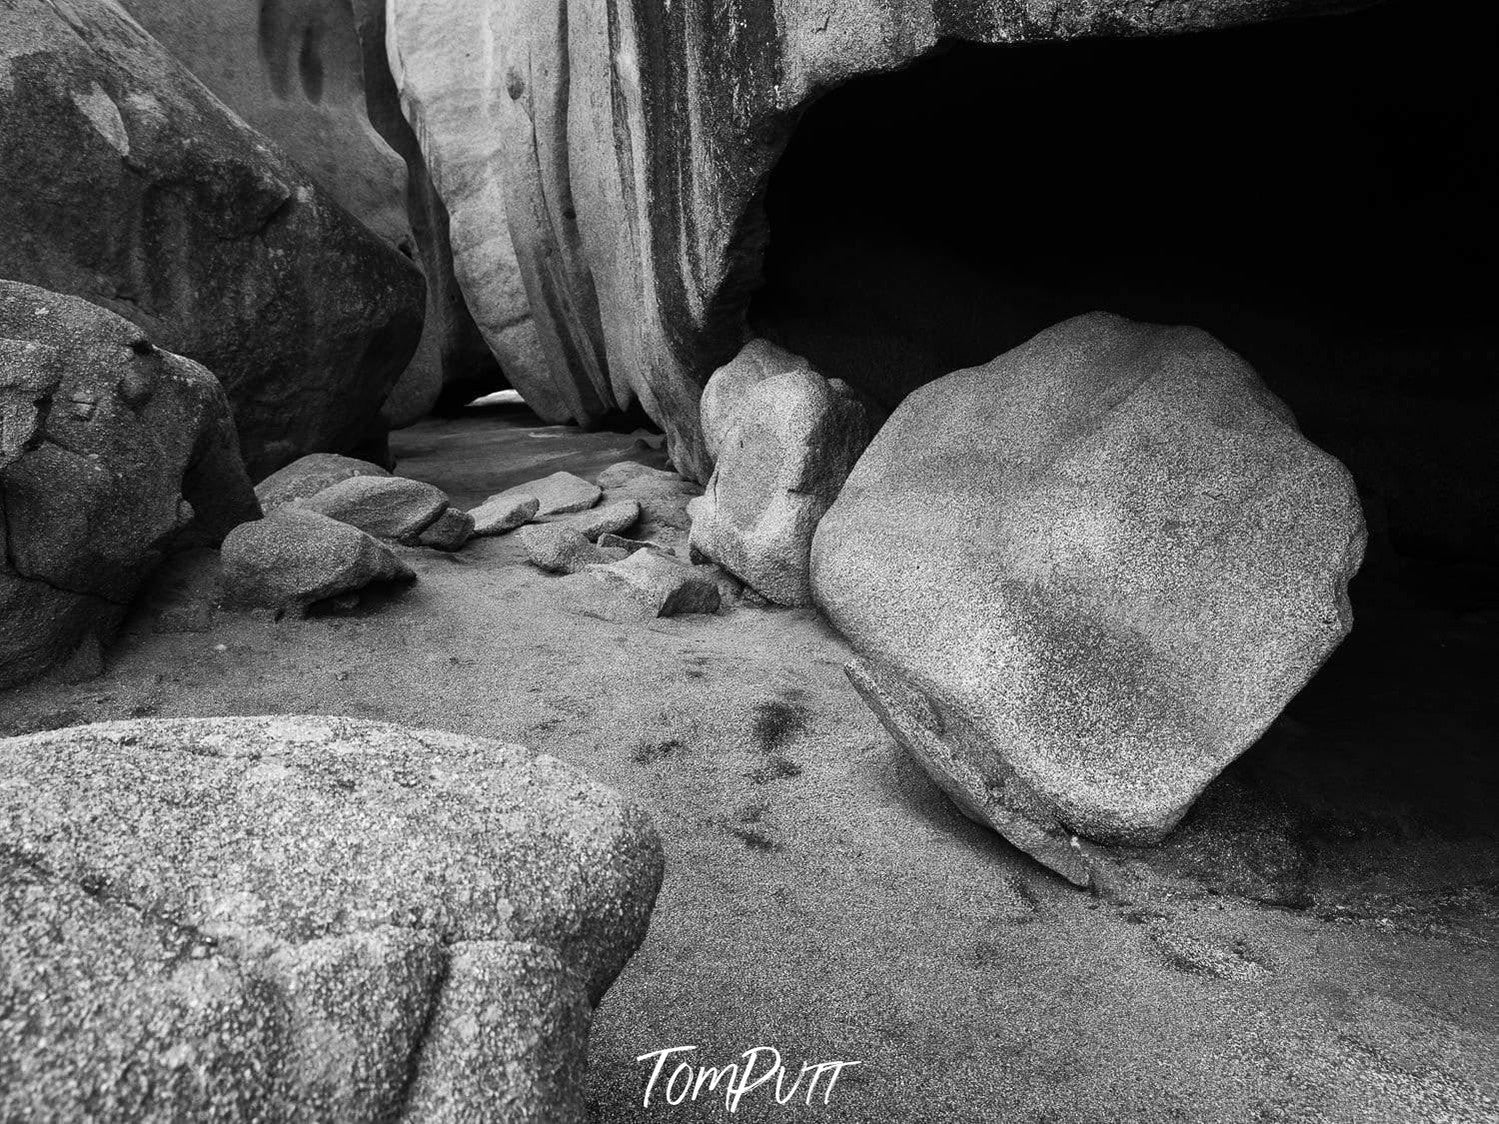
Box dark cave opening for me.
[749,0,1498,600]
[748,1,1499,890]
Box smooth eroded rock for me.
[520,524,617,575]
[0,716,663,1122]
[544,499,641,542]
[690,343,880,606]
[221,508,415,615]
[489,471,601,518]
[0,281,257,688]
[812,313,1366,882]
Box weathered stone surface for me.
[470,492,541,536]
[385,1,595,424]
[121,0,501,427]
[0,715,663,1122]
[417,506,475,551]
[0,0,424,478]
[558,550,721,622]
[388,0,1360,479]
[545,500,641,542]
[812,313,1366,882]
[595,460,701,535]
[255,453,391,513]
[520,524,616,575]
[690,343,880,606]
[491,471,602,518]
[299,475,449,542]
[0,281,257,688]
[221,508,414,615]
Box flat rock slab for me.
[595,461,700,534]
[489,472,601,518]
[300,476,449,543]
[470,493,540,536]
[559,550,721,622]
[255,454,390,513]
[813,312,1365,882]
[221,508,415,615]
[0,716,663,1123]
[543,499,641,542]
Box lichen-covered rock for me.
[388,0,1358,480]
[0,716,663,1122]
[0,0,424,478]
[0,281,258,688]
[690,342,880,606]
[811,313,1366,884]
[220,508,414,615]
[299,475,449,543]
[254,453,391,513]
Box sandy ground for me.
[2,404,1495,1123]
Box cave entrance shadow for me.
[748,1,1499,903]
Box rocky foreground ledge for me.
[0,716,663,1122]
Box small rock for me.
[544,500,640,541]
[254,454,390,513]
[417,508,475,552]
[221,508,415,616]
[557,551,721,622]
[487,472,600,518]
[519,525,611,574]
[469,493,540,536]
[594,461,699,533]
[300,476,449,543]
[596,534,665,555]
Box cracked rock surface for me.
[0,280,258,689]
[0,715,664,1122]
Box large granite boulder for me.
[811,313,1366,885]
[119,0,502,425]
[0,281,258,688]
[689,340,880,606]
[387,0,1363,480]
[0,716,663,1122]
[0,0,424,478]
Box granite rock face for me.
[0,281,258,688]
[812,313,1366,884]
[387,0,1362,479]
[119,0,503,425]
[0,0,425,477]
[0,716,663,1123]
[220,508,414,615]
[690,341,880,606]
